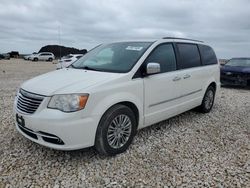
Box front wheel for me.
[198,86,215,113]
[95,105,137,156]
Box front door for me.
[142,43,182,127]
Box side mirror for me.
[146,62,160,75]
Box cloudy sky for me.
[0,0,249,58]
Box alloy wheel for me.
[107,114,132,149]
[204,90,214,110]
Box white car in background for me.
[56,54,84,69]
[24,53,37,60]
[30,52,55,62]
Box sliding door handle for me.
[172,76,181,81]
[183,74,191,79]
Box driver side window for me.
[145,43,177,73]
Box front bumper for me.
[14,107,100,150]
[221,73,250,86]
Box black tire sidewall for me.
[201,86,215,113]
[95,105,137,156]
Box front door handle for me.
[172,76,181,81]
[183,74,191,79]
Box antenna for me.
[58,25,62,59]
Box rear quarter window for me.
[177,43,201,69]
[198,45,217,65]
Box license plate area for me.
[15,114,38,140]
[16,113,25,127]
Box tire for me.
[33,58,38,62]
[95,104,137,156]
[198,85,215,113]
[48,58,53,62]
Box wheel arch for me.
[208,81,217,92]
[98,101,140,129]
[114,101,139,127]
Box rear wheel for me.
[48,58,53,62]
[198,86,215,113]
[95,104,137,156]
[33,58,38,61]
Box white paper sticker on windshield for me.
[126,46,143,51]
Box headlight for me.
[48,94,89,112]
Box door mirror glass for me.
[146,62,160,75]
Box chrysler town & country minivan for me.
[14,37,220,155]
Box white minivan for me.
[14,37,220,155]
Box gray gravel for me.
[0,59,250,187]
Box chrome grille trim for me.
[17,99,39,109]
[16,89,45,114]
[18,95,42,104]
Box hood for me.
[221,65,250,74]
[21,69,120,96]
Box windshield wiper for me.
[71,65,105,72]
[79,66,100,71]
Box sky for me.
[0,0,250,58]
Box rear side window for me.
[41,53,50,56]
[177,43,201,69]
[65,55,73,58]
[145,43,176,73]
[199,45,217,65]
[76,55,82,59]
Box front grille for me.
[16,89,44,114]
[221,71,249,77]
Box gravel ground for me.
[0,59,249,187]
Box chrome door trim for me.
[149,89,202,108]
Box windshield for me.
[71,42,152,73]
[226,58,250,67]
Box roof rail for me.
[162,37,204,43]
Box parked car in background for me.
[8,51,19,58]
[29,52,55,61]
[24,53,37,60]
[23,55,31,60]
[56,54,84,69]
[0,53,10,60]
[220,57,250,87]
[14,37,220,156]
